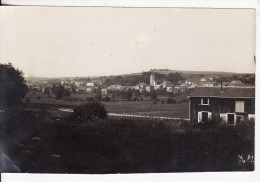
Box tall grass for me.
[5,110,255,173]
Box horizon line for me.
[24,69,255,79]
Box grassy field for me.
[26,92,189,118]
[103,101,189,118]
[4,111,254,173]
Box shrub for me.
[72,100,107,123]
[161,101,165,104]
[25,97,30,107]
[4,109,37,134]
[167,98,176,104]
[179,99,188,103]
[167,98,172,104]
[150,89,157,100]
[86,97,94,101]
[102,96,111,102]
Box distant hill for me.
[25,69,254,82]
[25,77,52,81]
[120,69,252,76]
[25,76,100,81]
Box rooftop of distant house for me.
[189,86,255,98]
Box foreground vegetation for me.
[2,109,254,173]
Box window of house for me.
[235,101,244,112]
[198,111,212,123]
[227,113,235,125]
[201,98,209,105]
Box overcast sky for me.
[0,7,256,77]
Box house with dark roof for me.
[107,85,122,91]
[161,81,173,88]
[135,82,149,90]
[188,86,255,125]
[227,80,245,87]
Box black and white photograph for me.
[0,1,257,179]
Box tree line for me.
[103,71,184,87]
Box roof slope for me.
[228,80,245,87]
[136,82,149,86]
[189,87,255,98]
[160,80,174,87]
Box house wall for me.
[190,97,255,124]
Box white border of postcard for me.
[1,0,259,182]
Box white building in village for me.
[150,73,156,87]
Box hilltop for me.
[25,69,254,81]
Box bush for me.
[102,96,111,102]
[4,109,37,134]
[161,101,165,104]
[86,97,94,101]
[167,98,176,104]
[167,98,172,104]
[150,89,157,100]
[179,99,188,103]
[72,100,107,123]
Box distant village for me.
[26,69,255,99]
[24,69,255,125]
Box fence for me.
[108,113,189,121]
[55,107,190,121]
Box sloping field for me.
[27,92,190,118]
[103,101,189,118]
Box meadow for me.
[103,101,188,118]
[26,92,189,118]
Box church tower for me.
[150,73,156,87]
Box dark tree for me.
[72,100,107,123]
[215,76,229,83]
[112,93,116,99]
[63,89,70,97]
[43,87,50,96]
[141,89,150,97]
[0,63,28,108]
[134,89,141,97]
[51,85,69,99]
[167,72,184,84]
[71,85,77,94]
[157,87,167,96]
[150,88,157,100]
[126,89,133,101]
[25,97,30,108]
[240,75,255,85]
[103,71,167,87]
[102,96,111,102]
[214,76,230,88]
[95,86,102,101]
